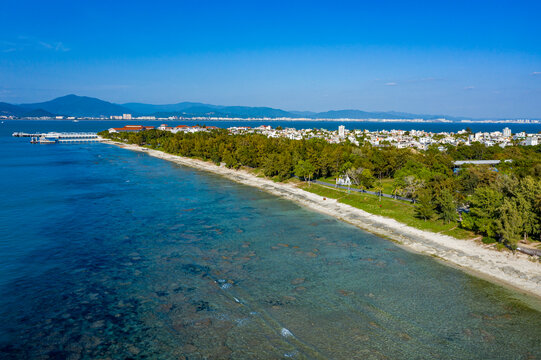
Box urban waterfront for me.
[1,122,541,359]
[3,119,541,135]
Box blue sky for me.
[1,0,540,118]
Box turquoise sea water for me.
[1,121,541,359]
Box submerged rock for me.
[90,320,105,329]
[338,289,353,296]
[127,345,140,355]
[181,263,210,276]
[182,344,198,353]
[194,318,212,328]
[193,300,211,312]
[398,332,412,341]
[159,303,173,312]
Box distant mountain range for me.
[20,95,129,117]
[0,102,54,118]
[1,94,470,121]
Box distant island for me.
[1,94,539,123]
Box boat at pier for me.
[30,136,58,144]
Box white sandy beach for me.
[105,140,541,298]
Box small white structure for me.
[122,113,132,120]
[336,174,351,186]
[503,127,511,137]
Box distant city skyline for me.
[1,0,540,118]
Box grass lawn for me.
[320,176,338,183]
[318,176,396,194]
[380,178,395,194]
[299,183,475,240]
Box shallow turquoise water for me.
[1,122,540,359]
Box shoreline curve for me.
[103,140,541,300]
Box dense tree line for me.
[101,129,541,248]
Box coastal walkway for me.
[310,179,415,203]
[309,179,541,258]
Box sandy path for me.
[105,141,541,298]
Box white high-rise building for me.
[338,125,345,138]
[122,113,132,120]
[503,127,511,137]
[525,137,538,146]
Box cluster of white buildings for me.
[109,114,158,120]
[108,123,540,149]
[359,127,540,149]
[156,124,218,133]
[226,125,541,149]
[227,125,360,145]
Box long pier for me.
[12,132,104,143]
[13,132,99,138]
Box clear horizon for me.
[6,93,541,120]
[1,0,540,118]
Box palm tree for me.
[392,184,402,199]
[374,181,384,202]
